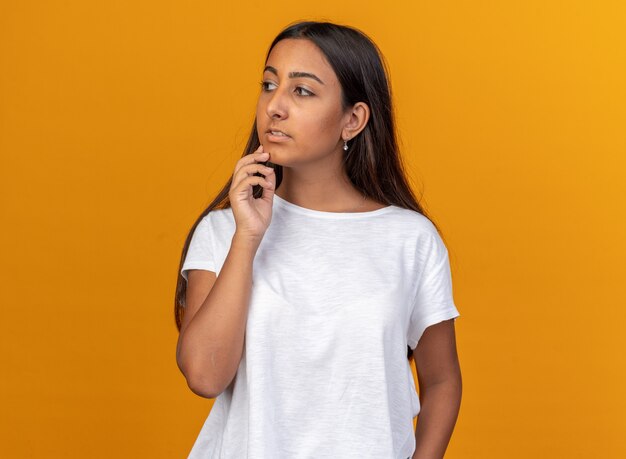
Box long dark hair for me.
[174,20,448,361]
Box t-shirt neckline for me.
[273,193,395,219]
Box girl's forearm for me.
[412,381,462,459]
[178,233,260,398]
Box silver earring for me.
[343,139,349,151]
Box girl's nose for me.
[266,89,288,119]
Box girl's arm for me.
[176,233,261,398]
[412,319,462,459]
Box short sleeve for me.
[180,215,216,282]
[407,230,460,350]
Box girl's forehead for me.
[267,40,326,70]
[265,40,337,86]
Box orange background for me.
[1,1,625,457]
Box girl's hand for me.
[228,144,276,241]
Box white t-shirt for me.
[181,194,460,459]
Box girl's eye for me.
[259,81,275,92]
[294,86,314,96]
[259,81,314,97]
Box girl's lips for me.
[266,132,292,142]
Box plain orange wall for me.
[1,1,625,458]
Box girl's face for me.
[256,38,349,168]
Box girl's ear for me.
[342,102,370,140]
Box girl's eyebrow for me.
[263,65,325,85]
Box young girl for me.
[175,21,461,459]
